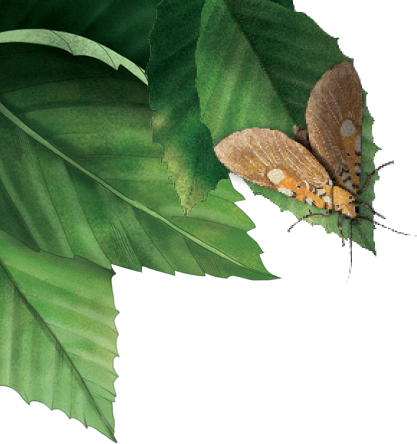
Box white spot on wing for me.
[345,181,354,192]
[355,135,361,154]
[341,120,356,137]
[277,187,295,197]
[267,168,285,184]
[323,195,333,206]
[341,171,350,181]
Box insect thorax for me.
[333,186,357,218]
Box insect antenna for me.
[354,201,385,219]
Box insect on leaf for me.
[196,0,380,253]
[214,62,380,255]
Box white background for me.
[248,284,417,444]
[143,267,187,284]
[413,8,417,158]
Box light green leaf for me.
[196,0,379,253]
[0,0,160,69]
[0,29,276,279]
[0,229,118,441]
[0,29,147,84]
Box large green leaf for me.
[0,229,118,441]
[0,29,276,279]
[146,0,295,214]
[194,0,379,253]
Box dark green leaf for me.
[195,0,379,253]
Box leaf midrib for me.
[0,100,270,277]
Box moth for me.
[214,62,363,236]
[214,61,409,267]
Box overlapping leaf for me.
[0,30,276,278]
[0,229,118,441]
[146,0,228,214]
[195,0,379,253]
[0,0,160,69]
[146,0,295,214]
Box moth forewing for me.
[214,128,275,190]
[214,127,334,210]
[306,61,363,194]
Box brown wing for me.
[214,127,334,209]
[306,61,363,195]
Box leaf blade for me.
[146,0,228,214]
[0,229,118,441]
[0,30,276,279]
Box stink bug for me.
[214,61,410,271]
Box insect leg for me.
[287,210,332,232]
[355,216,375,224]
[357,215,414,236]
[375,221,417,237]
[357,161,394,195]
[346,219,355,282]
[354,201,385,219]
[338,212,345,246]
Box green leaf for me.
[146,0,295,214]
[0,0,160,69]
[0,29,276,280]
[0,229,118,441]
[195,0,379,253]
[146,0,228,214]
